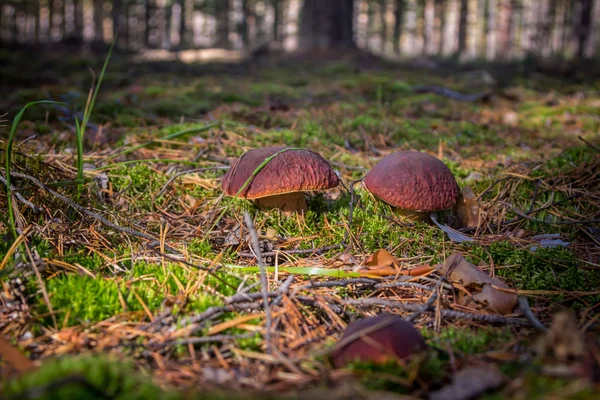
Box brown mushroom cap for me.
[363,151,460,212]
[330,314,427,368]
[221,146,339,200]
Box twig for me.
[0,174,43,213]
[517,296,547,332]
[237,244,341,258]
[406,276,445,323]
[11,171,179,253]
[500,201,600,225]
[413,85,491,102]
[226,274,295,304]
[166,332,257,346]
[337,298,531,326]
[243,211,272,354]
[578,136,600,153]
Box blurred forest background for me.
[1,0,599,63]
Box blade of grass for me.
[76,37,116,190]
[222,264,364,278]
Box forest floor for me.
[1,47,600,399]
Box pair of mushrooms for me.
[222,145,460,218]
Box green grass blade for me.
[80,38,116,137]
[222,264,362,278]
[4,100,68,238]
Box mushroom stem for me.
[254,192,308,214]
[392,207,430,222]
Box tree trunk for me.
[112,0,124,40]
[393,0,405,53]
[74,0,84,41]
[165,2,172,48]
[379,0,387,52]
[423,0,434,54]
[49,0,56,41]
[456,0,468,57]
[272,0,281,42]
[93,0,104,42]
[577,0,592,59]
[298,0,355,51]
[145,0,152,47]
[178,0,186,48]
[241,0,249,46]
[485,0,497,59]
[215,0,230,48]
[435,0,446,54]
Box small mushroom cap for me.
[221,146,339,200]
[363,151,460,211]
[330,314,427,368]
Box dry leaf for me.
[455,186,480,229]
[437,253,517,315]
[0,336,36,375]
[429,365,505,400]
[357,249,401,275]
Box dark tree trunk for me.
[577,0,593,59]
[93,0,104,42]
[379,0,387,52]
[456,0,468,57]
[215,0,230,48]
[241,0,249,46]
[393,0,405,53]
[112,0,124,40]
[74,0,84,40]
[178,0,186,48]
[272,0,282,42]
[145,0,152,47]
[436,0,446,54]
[165,2,172,48]
[299,0,355,51]
[49,0,56,41]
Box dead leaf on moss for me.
[437,253,517,315]
[357,249,401,276]
[429,365,505,400]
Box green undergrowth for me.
[35,260,244,329]
[1,354,253,400]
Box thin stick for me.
[243,211,272,354]
[500,201,600,225]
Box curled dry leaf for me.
[429,365,505,400]
[356,249,434,277]
[357,249,401,276]
[437,253,517,315]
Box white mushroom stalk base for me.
[254,192,308,214]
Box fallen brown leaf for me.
[0,336,36,375]
[429,365,505,400]
[437,253,517,315]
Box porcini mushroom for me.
[363,151,460,221]
[330,314,427,368]
[221,146,339,213]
